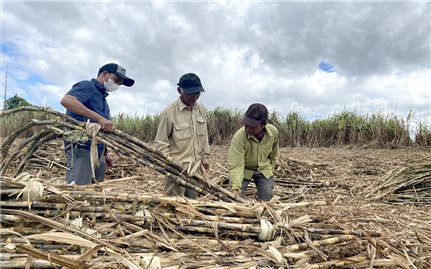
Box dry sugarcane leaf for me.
[368,238,377,268]
[267,245,286,266]
[186,161,193,175]
[64,131,88,144]
[86,122,101,181]
[2,209,124,254]
[106,250,144,269]
[17,244,85,269]
[26,232,97,248]
[189,160,201,177]
[258,219,275,241]
[20,180,44,210]
[24,254,33,269]
[140,255,161,269]
[77,244,103,262]
[14,172,33,182]
[0,229,31,246]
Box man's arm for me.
[268,130,279,171]
[153,112,172,156]
[61,95,114,132]
[228,133,246,191]
[202,110,210,170]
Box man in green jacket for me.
[228,103,279,201]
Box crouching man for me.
[228,103,279,201]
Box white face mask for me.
[103,78,120,92]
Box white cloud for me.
[1,1,429,126]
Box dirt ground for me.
[100,145,430,198]
[14,142,430,204]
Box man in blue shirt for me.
[60,63,134,185]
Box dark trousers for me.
[241,171,274,201]
[65,146,106,185]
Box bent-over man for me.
[228,103,279,201]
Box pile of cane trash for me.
[1,107,430,268]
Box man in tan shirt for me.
[154,73,210,198]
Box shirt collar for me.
[176,97,195,111]
[91,78,109,97]
[246,125,273,141]
[265,125,274,137]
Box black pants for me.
[241,171,274,201]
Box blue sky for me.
[1,1,430,127]
[318,62,335,73]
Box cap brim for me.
[242,117,261,128]
[116,73,135,87]
[182,86,205,94]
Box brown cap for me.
[242,103,268,128]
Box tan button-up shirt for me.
[154,98,210,166]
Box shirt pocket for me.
[260,143,273,160]
[196,116,207,136]
[173,124,192,141]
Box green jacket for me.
[228,124,279,189]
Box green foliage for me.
[109,107,420,148]
[1,106,429,148]
[4,95,32,110]
[207,107,242,144]
[415,122,431,147]
[111,112,159,142]
[0,111,53,138]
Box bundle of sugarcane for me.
[0,106,242,203]
[1,176,329,241]
[1,175,395,268]
[0,244,399,269]
[362,157,431,203]
[4,139,158,191]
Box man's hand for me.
[105,153,114,169]
[98,118,114,132]
[231,188,241,196]
[61,95,113,131]
[202,163,209,171]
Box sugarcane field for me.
[0,106,430,269]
